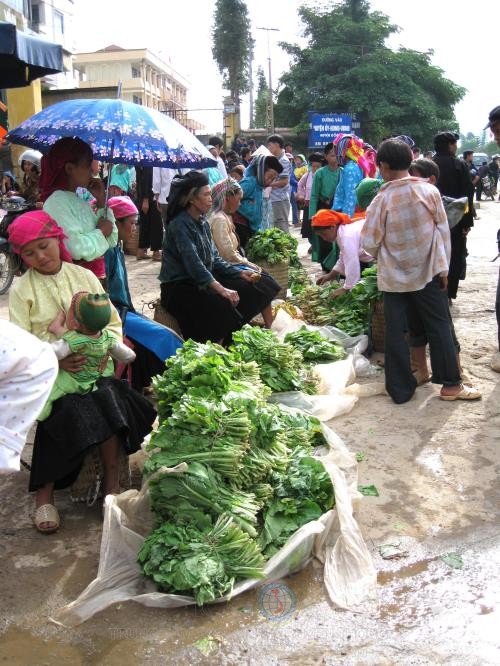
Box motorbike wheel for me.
[0,248,15,295]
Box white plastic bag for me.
[50,421,376,627]
[269,390,358,421]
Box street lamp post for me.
[257,26,279,134]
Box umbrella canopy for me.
[6,98,218,168]
[0,21,63,88]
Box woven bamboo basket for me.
[152,299,183,337]
[370,299,385,353]
[123,227,139,256]
[253,259,289,300]
[70,446,131,504]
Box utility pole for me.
[248,47,254,129]
[257,26,279,134]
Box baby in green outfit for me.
[39,291,135,420]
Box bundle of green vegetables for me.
[285,326,346,363]
[290,283,336,326]
[259,449,335,558]
[138,339,336,604]
[328,266,380,336]
[290,266,381,336]
[138,515,266,605]
[288,263,311,296]
[152,339,266,419]
[231,324,318,394]
[247,227,298,265]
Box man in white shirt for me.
[208,136,228,179]
[153,167,178,227]
[267,134,292,233]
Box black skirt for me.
[161,274,279,345]
[29,377,156,492]
[300,203,311,239]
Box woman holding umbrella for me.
[40,137,118,284]
[159,171,276,344]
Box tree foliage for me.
[252,67,269,129]
[460,132,499,157]
[212,0,254,106]
[274,0,466,147]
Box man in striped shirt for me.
[361,139,481,404]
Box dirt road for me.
[0,202,498,665]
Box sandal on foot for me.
[440,385,481,401]
[33,504,60,534]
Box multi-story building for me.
[0,0,76,88]
[73,45,203,133]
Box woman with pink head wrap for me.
[7,208,156,534]
[104,195,183,392]
[8,209,73,263]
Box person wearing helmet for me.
[18,149,43,206]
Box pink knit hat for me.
[107,196,138,220]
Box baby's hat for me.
[72,292,111,331]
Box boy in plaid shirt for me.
[361,139,481,404]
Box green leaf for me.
[440,552,464,569]
[194,635,224,656]
[358,484,379,497]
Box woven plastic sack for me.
[50,419,376,627]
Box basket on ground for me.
[370,299,385,353]
[151,299,183,337]
[254,259,289,300]
[70,447,131,504]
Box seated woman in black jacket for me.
[159,171,275,345]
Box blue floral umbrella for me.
[6,98,217,169]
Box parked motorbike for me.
[480,175,496,201]
[0,199,32,295]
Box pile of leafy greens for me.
[284,326,346,363]
[247,227,298,265]
[291,266,382,336]
[139,339,335,605]
[231,324,318,394]
[138,515,266,605]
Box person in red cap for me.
[311,207,373,298]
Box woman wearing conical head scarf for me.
[233,154,283,248]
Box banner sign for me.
[308,112,353,148]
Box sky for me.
[72,0,499,138]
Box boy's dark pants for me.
[383,276,461,404]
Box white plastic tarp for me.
[51,420,376,627]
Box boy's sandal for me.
[33,504,60,534]
[439,385,481,401]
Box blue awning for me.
[0,21,63,88]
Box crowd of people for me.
[1,106,499,535]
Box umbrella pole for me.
[103,138,115,219]
[103,84,121,218]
